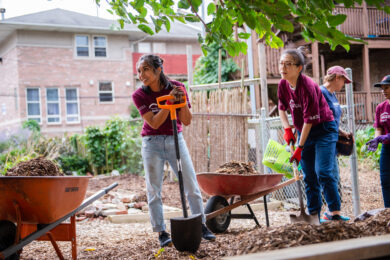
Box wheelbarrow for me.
[197,173,298,233]
[0,176,118,260]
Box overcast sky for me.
[0,0,114,19]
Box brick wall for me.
[0,47,22,137]
[132,53,201,75]
[16,46,134,135]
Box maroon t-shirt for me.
[132,80,191,136]
[374,100,390,137]
[278,74,334,132]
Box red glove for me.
[166,99,174,105]
[284,128,296,145]
[290,146,303,164]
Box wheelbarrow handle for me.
[156,95,187,120]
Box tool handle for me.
[289,142,300,181]
[156,95,187,120]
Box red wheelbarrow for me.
[197,173,298,233]
[0,176,117,260]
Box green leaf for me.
[327,14,347,27]
[207,3,216,15]
[135,0,144,9]
[178,0,190,9]
[238,32,251,39]
[137,24,155,35]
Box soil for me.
[5,157,63,177]
[16,158,390,259]
[216,161,258,175]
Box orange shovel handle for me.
[156,95,187,120]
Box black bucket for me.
[170,213,202,253]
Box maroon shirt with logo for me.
[374,100,390,137]
[278,74,334,132]
[132,80,190,136]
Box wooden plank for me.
[224,234,390,260]
[362,44,373,122]
[190,78,261,91]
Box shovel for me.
[156,95,202,253]
[289,144,320,225]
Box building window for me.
[65,88,80,123]
[93,36,107,57]
[46,88,61,124]
[26,88,41,123]
[99,81,114,103]
[75,35,89,57]
[138,42,151,53]
[153,42,166,54]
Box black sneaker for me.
[158,231,172,247]
[202,224,216,241]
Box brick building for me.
[0,9,202,135]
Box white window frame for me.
[46,88,61,124]
[65,88,80,124]
[152,42,166,54]
[26,88,42,124]
[93,35,108,58]
[75,35,90,57]
[98,81,115,104]
[138,42,151,53]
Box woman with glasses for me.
[277,47,345,221]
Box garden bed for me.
[18,158,387,259]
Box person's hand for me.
[348,132,355,143]
[377,133,390,144]
[284,128,296,145]
[170,86,186,102]
[366,138,380,152]
[290,146,303,164]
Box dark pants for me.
[380,144,390,208]
[299,121,340,214]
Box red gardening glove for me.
[290,147,303,164]
[284,128,296,145]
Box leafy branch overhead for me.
[96,0,390,56]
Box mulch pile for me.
[216,161,258,175]
[5,157,63,176]
[145,209,390,259]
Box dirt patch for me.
[216,161,258,175]
[5,157,63,176]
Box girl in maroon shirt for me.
[367,75,390,207]
[277,47,347,221]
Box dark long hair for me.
[136,54,171,94]
[281,46,310,73]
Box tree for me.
[97,0,390,56]
[193,42,240,84]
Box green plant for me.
[355,126,381,168]
[84,126,106,175]
[22,119,40,133]
[57,154,89,175]
[193,42,240,85]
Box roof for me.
[0,8,202,44]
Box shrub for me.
[355,126,381,168]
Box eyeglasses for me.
[279,61,299,68]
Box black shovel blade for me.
[171,213,202,253]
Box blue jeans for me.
[299,121,340,214]
[380,144,390,208]
[141,133,205,232]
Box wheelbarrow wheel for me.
[0,220,19,260]
[204,196,231,233]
